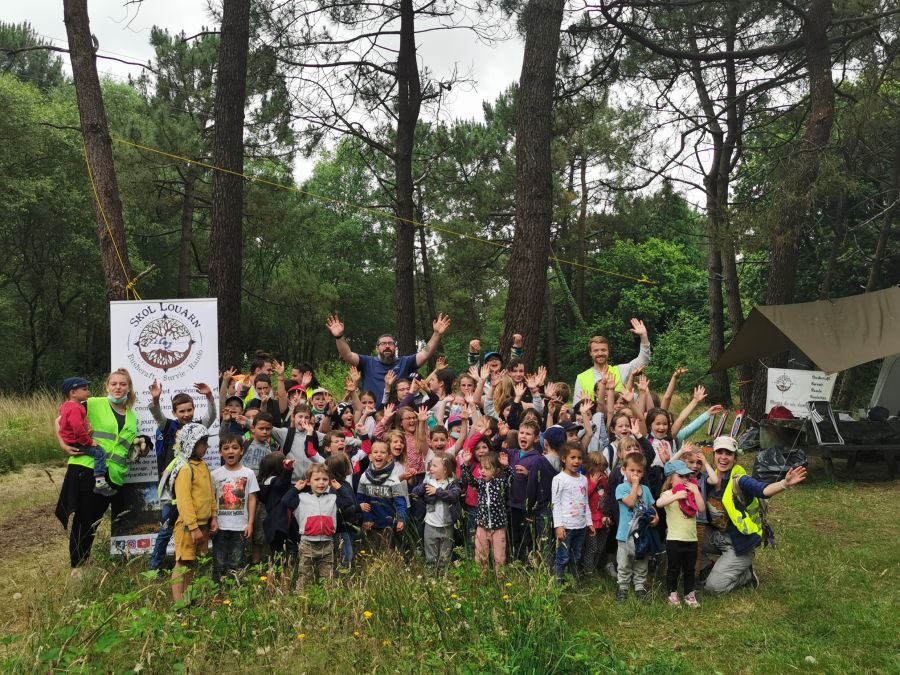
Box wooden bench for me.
[760,419,900,480]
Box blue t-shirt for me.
[615,482,653,542]
[357,353,419,398]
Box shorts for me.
[174,521,210,562]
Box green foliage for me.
[0,22,65,92]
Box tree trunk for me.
[575,146,588,314]
[544,281,559,378]
[500,0,565,367]
[418,223,436,323]
[750,0,836,418]
[706,238,731,405]
[393,0,422,355]
[818,187,848,300]
[63,0,132,301]
[177,168,197,298]
[208,0,250,368]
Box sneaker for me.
[93,478,117,497]
[615,588,628,604]
[606,562,617,579]
[684,591,700,608]
[635,588,648,602]
[747,566,760,590]
[667,592,681,607]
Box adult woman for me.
[700,435,806,594]
[54,368,139,571]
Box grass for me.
[0,392,67,473]
[0,394,898,673]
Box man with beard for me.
[325,313,451,398]
[572,319,651,405]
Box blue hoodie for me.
[357,462,408,529]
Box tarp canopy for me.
[710,287,900,374]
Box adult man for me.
[325,313,451,397]
[572,319,651,405]
[701,435,806,594]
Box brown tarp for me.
[710,287,900,374]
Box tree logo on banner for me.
[136,315,195,370]
[124,301,206,380]
[775,373,793,393]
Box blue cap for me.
[62,377,90,396]
[543,425,566,448]
[664,459,693,477]
[484,351,503,365]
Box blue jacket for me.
[509,448,557,515]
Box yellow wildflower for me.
[180,622,188,628]
[363,610,374,620]
[450,593,459,600]
[383,639,392,647]
[505,582,512,588]
[502,594,510,601]
[222,599,232,606]
[296,633,306,641]
[259,575,268,582]
[353,631,361,638]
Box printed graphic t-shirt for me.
[211,465,260,532]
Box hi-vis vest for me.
[576,364,624,400]
[68,398,136,486]
[722,465,762,537]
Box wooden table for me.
[760,419,900,480]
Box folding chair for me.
[806,400,845,445]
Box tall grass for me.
[3,555,614,673]
[0,392,65,473]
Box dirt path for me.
[0,503,61,562]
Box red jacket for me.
[59,401,92,446]
[587,474,608,529]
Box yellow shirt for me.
[174,459,217,530]
[662,490,697,542]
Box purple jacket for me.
[509,448,557,515]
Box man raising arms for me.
[572,319,651,405]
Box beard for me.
[378,351,397,365]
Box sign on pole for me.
[109,299,219,555]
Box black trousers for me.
[66,467,119,567]
[666,540,698,594]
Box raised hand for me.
[435,355,448,371]
[382,403,396,421]
[325,315,345,337]
[637,375,650,392]
[512,333,523,348]
[195,382,212,396]
[462,448,473,464]
[513,382,526,401]
[497,420,509,437]
[708,404,725,415]
[544,381,559,401]
[629,318,648,339]
[149,379,162,399]
[672,367,688,379]
[498,452,509,467]
[300,371,313,389]
[273,360,285,376]
[468,365,481,381]
[349,366,361,384]
[289,391,303,408]
[222,367,237,382]
[580,399,592,419]
[784,465,807,487]
[693,385,707,403]
[384,369,397,388]
[630,416,641,437]
[432,313,452,335]
[469,338,481,353]
[536,365,548,387]
[344,376,357,394]
[525,372,540,390]
[603,374,617,390]
[417,405,429,422]
[479,364,491,381]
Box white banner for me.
[766,368,837,418]
[109,299,219,555]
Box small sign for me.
[766,368,837,418]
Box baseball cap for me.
[560,420,583,433]
[224,395,245,409]
[311,387,328,396]
[664,459,693,477]
[543,425,566,448]
[447,414,463,427]
[288,384,306,392]
[62,377,90,396]
[713,436,740,454]
[484,351,503,365]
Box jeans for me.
[213,530,246,583]
[555,528,586,583]
[149,502,178,570]
[335,531,354,568]
[73,444,107,478]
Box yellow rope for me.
[111,136,656,286]
[82,141,142,300]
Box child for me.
[148,380,217,573]
[283,464,356,586]
[211,434,259,586]
[582,451,609,575]
[58,377,115,496]
[167,423,217,602]
[413,454,461,567]
[676,444,719,576]
[256,452,297,558]
[461,449,511,570]
[243,413,278,562]
[325,452,360,569]
[357,441,408,552]
[541,425,566,471]
[271,405,324,481]
[509,419,557,564]
[551,442,593,584]
[458,417,494,552]
[220,395,246,437]
[656,459,705,607]
[614,452,658,603]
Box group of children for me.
[61,352,730,607]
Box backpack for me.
[154,419,180,459]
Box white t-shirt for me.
[212,465,260,532]
[551,471,590,530]
[423,476,455,528]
